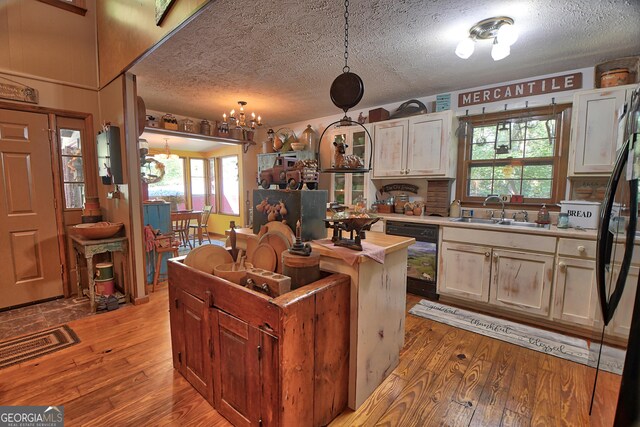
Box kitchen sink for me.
[449,217,501,225]
[499,221,551,229]
[449,217,551,229]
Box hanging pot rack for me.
[315,0,373,174]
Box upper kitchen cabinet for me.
[372,111,457,178]
[568,84,637,176]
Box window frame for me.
[59,127,85,210]
[218,154,240,216]
[455,104,571,209]
[212,157,219,214]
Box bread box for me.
[560,200,600,229]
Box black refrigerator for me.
[593,87,640,426]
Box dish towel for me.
[313,239,385,265]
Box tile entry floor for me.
[0,297,93,342]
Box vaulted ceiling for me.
[132,0,640,129]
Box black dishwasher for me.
[385,221,439,300]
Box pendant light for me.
[155,138,179,160]
[317,0,372,173]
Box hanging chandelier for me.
[154,138,178,160]
[222,101,262,131]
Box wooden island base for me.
[234,229,415,409]
[168,258,351,427]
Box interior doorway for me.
[0,109,63,309]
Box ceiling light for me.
[455,37,475,59]
[222,101,262,131]
[455,16,517,61]
[155,138,178,160]
[491,39,511,61]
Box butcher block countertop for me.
[234,227,415,261]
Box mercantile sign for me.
[458,72,583,107]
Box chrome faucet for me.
[483,195,505,221]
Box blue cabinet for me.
[143,202,171,284]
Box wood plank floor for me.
[0,291,619,426]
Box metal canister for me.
[199,119,211,135]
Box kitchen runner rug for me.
[0,325,80,369]
[409,300,625,375]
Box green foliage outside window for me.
[467,117,557,199]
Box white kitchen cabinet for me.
[373,111,457,178]
[438,241,492,302]
[568,84,636,176]
[326,125,375,206]
[372,119,407,177]
[552,257,601,328]
[489,249,555,317]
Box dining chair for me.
[190,205,213,246]
[171,213,192,249]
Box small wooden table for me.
[70,235,129,311]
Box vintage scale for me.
[323,203,380,251]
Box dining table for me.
[170,210,204,245]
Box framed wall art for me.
[155,0,176,26]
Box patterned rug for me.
[410,300,625,375]
[0,325,80,369]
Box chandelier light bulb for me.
[455,37,475,59]
[497,23,518,46]
[491,39,510,61]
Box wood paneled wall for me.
[95,0,210,88]
[0,0,98,88]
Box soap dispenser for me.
[536,204,550,224]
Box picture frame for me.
[155,0,176,26]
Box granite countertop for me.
[375,213,600,240]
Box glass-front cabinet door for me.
[328,126,372,207]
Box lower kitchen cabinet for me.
[552,257,601,328]
[608,264,639,338]
[439,241,491,302]
[168,258,350,426]
[489,249,554,317]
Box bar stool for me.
[152,234,180,292]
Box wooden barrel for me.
[282,251,321,290]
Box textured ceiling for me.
[132,0,640,129]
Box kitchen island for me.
[234,228,415,409]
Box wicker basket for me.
[595,56,639,88]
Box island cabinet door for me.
[211,309,278,427]
[489,249,554,317]
[552,257,601,328]
[168,284,184,372]
[180,289,212,404]
[439,242,492,302]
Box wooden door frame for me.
[0,100,98,298]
